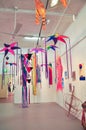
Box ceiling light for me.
[24,36,40,41]
[50,0,59,7]
[73,14,76,22]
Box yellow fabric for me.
[32,53,37,95]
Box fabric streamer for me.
[48,63,53,86]
[44,39,48,78]
[32,53,37,95]
[36,64,41,88]
[1,58,5,89]
[21,54,28,108]
[36,64,41,83]
[56,56,63,91]
[34,0,46,30]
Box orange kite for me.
[60,0,67,7]
[34,0,46,30]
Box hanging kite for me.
[30,47,45,72]
[46,34,71,79]
[30,47,45,53]
[46,44,58,83]
[34,0,46,30]
[21,54,28,107]
[0,42,20,57]
[24,53,32,60]
[56,56,63,91]
[46,34,68,45]
[60,0,67,7]
[20,52,33,107]
[46,44,58,51]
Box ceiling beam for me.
[0,8,73,17]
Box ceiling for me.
[0,0,86,48]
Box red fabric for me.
[56,56,63,91]
[48,66,53,85]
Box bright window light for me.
[50,0,59,7]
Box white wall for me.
[56,4,86,119]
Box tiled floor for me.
[0,99,84,130]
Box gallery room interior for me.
[0,0,86,130]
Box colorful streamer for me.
[45,39,48,78]
[21,54,28,108]
[56,56,63,91]
[32,53,37,95]
[48,63,53,86]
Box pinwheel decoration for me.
[46,34,72,79]
[46,34,68,45]
[46,44,58,51]
[0,42,20,57]
[30,47,45,53]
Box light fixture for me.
[24,36,40,41]
[50,0,59,7]
[73,14,76,22]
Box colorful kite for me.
[30,47,45,53]
[21,53,33,107]
[46,44,58,82]
[46,34,71,79]
[0,42,20,57]
[60,0,67,7]
[30,47,45,72]
[34,0,46,30]
[46,44,58,51]
[21,54,28,107]
[46,34,68,45]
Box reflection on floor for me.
[0,101,83,130]
[0,92,14,103]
